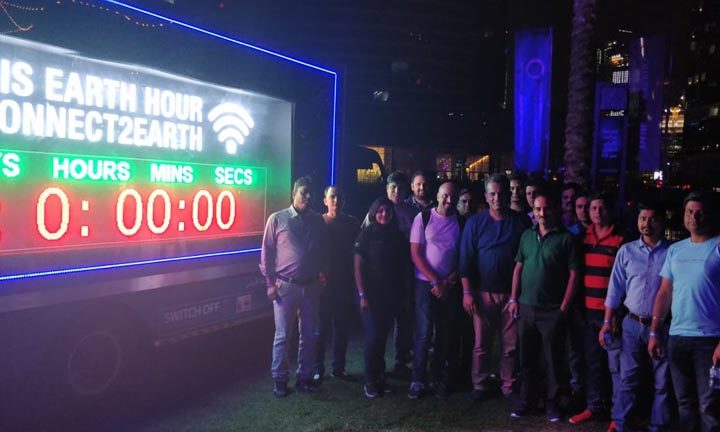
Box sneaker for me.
[273,381,289,398]
[407,381,423,400]
[331,370,356,381]
[511,407,531,418]
[606,420,617,432]
[364,383,379,399]
[296,379,317,393]
[546,404,562,423]
[431,382,449,399]
[569,409,595,424]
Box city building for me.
[676,0,720,188]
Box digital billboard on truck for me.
[0,34,292,277]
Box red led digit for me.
[192,190,213,232]
[116,188,143,236]
[147,189,171,235]
[36,187,70,241]
[215,190,235,230]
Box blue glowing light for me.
[0,249,261,282]
[2,1,338,282]
[102,0,338,184]
[514,29,552,174]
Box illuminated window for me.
[356,163,383,184]
[612,70,628,84]
[710,106,719,117]
[364,146,391,170]
[436,155,453,179]
[466,155,490,181]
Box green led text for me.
[150,163,194,184]
[214,166,253,186]
[52,156,132,182]
[0,151,21,178]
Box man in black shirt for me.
[313,186,360,382]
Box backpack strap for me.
[421,208,432,232]
[423,208,466,233]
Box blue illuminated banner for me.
[629,35,666,172]
[514,29,553,173]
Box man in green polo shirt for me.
[508,192,580,423]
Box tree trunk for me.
[564,0,599,186]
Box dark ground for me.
[3,318,610,432]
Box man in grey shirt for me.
[260,176,327,398]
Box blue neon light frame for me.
[1,0,338,282]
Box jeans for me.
[585,318,622,414]
[362,304,394,386]
[411,279,455,384]
[271,280,319,382]
[393,278,414,367]
[313,282,354,376]
[517,305,567,408]
[612,316,671,432]
[471,291,517,396]
[668,335,720,432]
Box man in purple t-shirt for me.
[407,182,461,400]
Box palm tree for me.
[564,0,599,186]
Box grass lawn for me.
[125,321,608,432]
[7,319,609,432]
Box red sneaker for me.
[569,409,594,424]
[607,420,617,432]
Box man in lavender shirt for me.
[260,176,327,398]
[407,182,461,399]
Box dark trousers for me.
[668,335,720,432]
[518,305,567,409]
[411,279,456,384]
[585,318,622,414]
[447,290,473,388]
[566,305,586,396]
[393,279,413,366]
[362,305,394,386]
[313,284,354,376]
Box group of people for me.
[259,172,720,432]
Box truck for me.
[0,0,381,405]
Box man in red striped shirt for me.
[570,192,625,431]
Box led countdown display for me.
[0,35,292,257]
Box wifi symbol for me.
[208,103,255,155]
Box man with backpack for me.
[407,182,462,399]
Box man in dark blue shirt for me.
[459,174,531,399]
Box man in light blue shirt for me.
[649,192,720,432]
[600,202,670,432]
